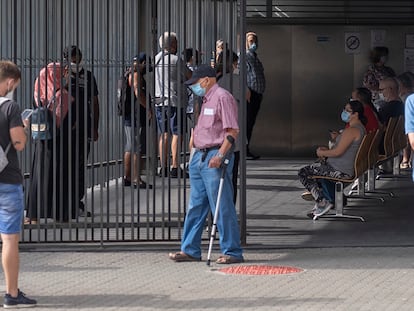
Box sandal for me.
[24,217,38,225]
[400,161,410,169]
[215,255,244,264]
[168,251,200,262]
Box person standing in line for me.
[168,64,244,264]
[0,60,37,308]
[63,45,100,218]
[245,31,265,160]
[217,49,251,203]
[154,32,191,178]
[122,53,152,189]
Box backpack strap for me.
[0,97,12,154]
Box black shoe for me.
[138,181,153,189]
[4,289,37,308]
[170,167,189,178]
[246,151,260,160]
[158,168,168,177]
[123,178,134,187]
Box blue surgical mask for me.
[189,82,206,97]
[341,110,351,123]
[249,43,257,52]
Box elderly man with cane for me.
[168,64,244,264]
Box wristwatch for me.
[217,152,224,159]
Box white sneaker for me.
[348,179,359,195]
[313,199,333,217]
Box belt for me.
[195,145,220,162]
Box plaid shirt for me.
[246,50,265,94]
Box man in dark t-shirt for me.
[377,77,404,125]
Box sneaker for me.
[301,191,314,201]
[348,179,359,195]
[170,167,189,178]
[313,199,333,217]
[4,289,36,308]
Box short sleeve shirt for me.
[193,84,239,149]
[0,99,23,184]
[154,51,188,107]
[405,94,414,181]
[405,94,414,135]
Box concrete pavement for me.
[11,158,414,310]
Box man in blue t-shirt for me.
[405,94,414,181]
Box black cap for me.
[133,52,146,64]
[184,64,216,85]
[63,45,82,61]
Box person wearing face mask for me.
[0,61,37,308]
[376,77,404,126]
[363,46,396,106]
[298,100,367,218]
[63,45,100,219]
[169,64,244,264]
[245,31,265,160]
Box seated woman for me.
[298,100,367,218]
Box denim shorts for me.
[0,183,24,234]
[155,106,185,135]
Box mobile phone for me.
[21,109,33,120]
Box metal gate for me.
[0,0,248,244]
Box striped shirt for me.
[193,84,239,149]
[246,50,265,94]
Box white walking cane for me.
[206,135,235,266]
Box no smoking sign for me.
[345,32,361,54]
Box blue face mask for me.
[249,43,257,52]
[341,110,351,123]
[190,82,206,97]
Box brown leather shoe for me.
[168,252,201,262]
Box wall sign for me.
[345,32,361,54]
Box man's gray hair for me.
[159,31,177,49]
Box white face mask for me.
[378,93,385,101]
[70,62,83,74]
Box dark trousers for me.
[246,89,263,152]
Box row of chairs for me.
[312,115,407,221]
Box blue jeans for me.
[181,150,243,260]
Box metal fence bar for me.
[1,0,245,245]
